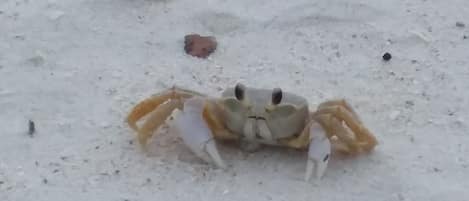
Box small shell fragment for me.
[184,34,217,58]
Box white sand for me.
[1,0,468,200]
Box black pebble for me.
[28,120,35,136]
[382,52,392,61]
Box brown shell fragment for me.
[184,34,217,58]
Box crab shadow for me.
[220,142,381,180]
[143,128,381,181]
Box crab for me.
[126,83,378,181]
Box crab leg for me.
[137,100,183,146]
[127,86,209,146]
[317,99,362,123]
[314,113,361,154]
[313,105,378,152]
[170,97,226,169]
[127,86,206,131]
[305,122,331,181]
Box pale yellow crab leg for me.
[313,105,378,152]
[314,113,361,154]
[279,126,310,149]
[317,99,362,123]
[137,100,183,146]
[203,101,239,141]
[126,86,205,131]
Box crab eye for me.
[272,88,282,105]
[323,154,329,162]
[234,83,245,101]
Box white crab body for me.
[220,86,310,146]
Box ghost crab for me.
[126,83,378,181]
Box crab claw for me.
[170,97,226,169]
[305,122,331,181]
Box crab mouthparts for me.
[248,116,266,120]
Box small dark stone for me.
[335,51,341,57]
[382,52,392,61]
[43,178,48,184]
[456,22,465,28]
[405,100,414,107]
[28,120,35,136]
[14,35,25,40]
[28,56,45,67]
[115,170,120,175]
[464,35,468,40]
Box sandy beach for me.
[1,0,468,200]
